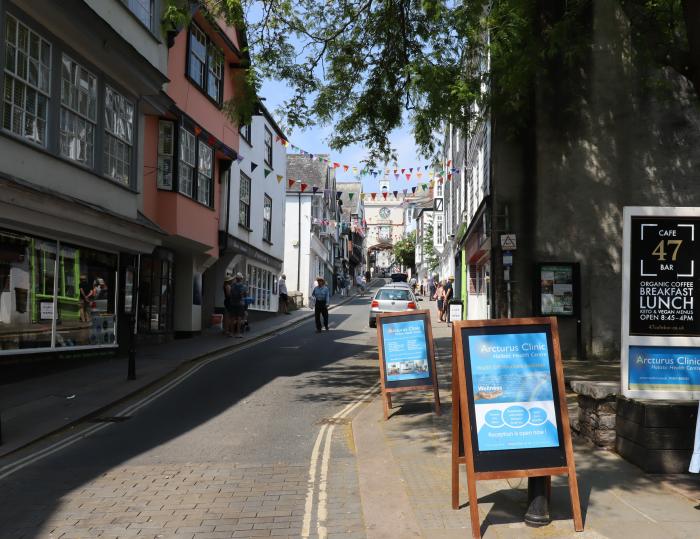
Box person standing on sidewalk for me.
[311,277,330,332]
[229,273,247,338]
[364,269,371,288]
[278,274,290,314]
[436,280,446,321]
[444,276,454,322]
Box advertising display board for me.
[376,310,441,419]
[451,318,582,539]
[535,263,579,317]
[622,207,700,399]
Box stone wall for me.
[570,381,618,449]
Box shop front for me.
[0,227,120,355]
[462,206,492,321]
[137,248,175,339]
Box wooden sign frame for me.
[376,309,441,420]
[450,317,582,538]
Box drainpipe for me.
[297,190,301,292]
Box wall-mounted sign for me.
[622,207,700,400]
[500,234,517,250]
[535,263,579,317]
[450,318,582,538]
[376,310,441,419]
[449,303,463,323]
[40,301,54,320]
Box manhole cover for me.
[89,416,131,423]
[316,417,353,425]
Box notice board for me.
[451,317,582,538]
[621,207,700,400]
[376,310,441,419]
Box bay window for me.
[179,127,195,197]
[60,55,97,167]
[157,120,174,189]
[104,85,134,185]
[188,23,224,105]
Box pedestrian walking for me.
[356,273,365,296]
[278,274,290,314]
[428,274,436,301]
[364,269,371,288]
[227,273,247,338]
[311,276,331,332]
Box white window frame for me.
[59,54,97,167]
[263,194,272,242]
[157,120,174,189]
[126,0,154,30]
[239,172,251,228]
[264,127,273,166]
[2,14,52,146]
[179,127,195,196]
[103,85,134,186]
[197,141,213,206]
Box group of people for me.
[222,272,252,338]
[431,275,454,322]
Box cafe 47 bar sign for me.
[622,207,700,400]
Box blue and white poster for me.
[629,346,700,391]
[468,332,559,451]
[383,320,430,382]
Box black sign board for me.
[629,216,700,336]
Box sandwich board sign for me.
[451,317,582,538]
[621,207,700,400]
[375,310,441,420]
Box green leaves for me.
[393,231,417,270]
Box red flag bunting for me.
[288,179,296,188]
[382,192,388,200]
[405,173,411,180]
[343,165,349,172]
[300,183,308,192]
[371,193,376,200]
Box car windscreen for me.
[376,289,412,301]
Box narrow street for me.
[0,296,382,539]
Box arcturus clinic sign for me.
[622,207,700,399]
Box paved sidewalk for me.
[0,286,370,459]
[353,300,700,538]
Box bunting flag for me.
[336,191,342,199]
[251,162,258,172]
[382,192,388,200]
[405,173,411,180]
[417,172,423,179]
[300,183,308,192]
[348,192,354,200]
[447,173,453,181]
[394,173,399,180]
[409,167,413,173]
[264,168,271,178]
[447,159,452,167]
[193,126,202,136]
[402,189,408,195]
[312,186,319,194]
[421,183,428,191]
[343,165,349,172]
[276,174,283,183]
[401,168,405,174]
[438,178,444,185]
[288,179,296,188]
[236,154,244,163]
[411,186,417,194]
[352,166,358,174]
[360,193,366,200]
[393,190,398,198]
[371,193,377,200]
[333,162,340,168]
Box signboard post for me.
[451,317,582,538]
[376,310,441,420]
[621,207,700,400]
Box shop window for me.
[179,127,195,196]
[55,244,117,347]
[138,250,173,333]
[239,172,251,227]
[125,0,154,30]
[157,120,174,189]
[197,141,213,206]
[263,194,272,242]
[60,54,97,167]
[0,230,55,351]
[264,127,273,166]
[104,85,134,186]
[2,14,51,146]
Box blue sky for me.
[260,79,435,194]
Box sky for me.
[259,79,436,195]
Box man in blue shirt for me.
[311,277,331,332]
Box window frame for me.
[103,84,134,187]
[239,172,251,229]
[239,122,251,144]
[124,0,155,33]
[178,126,196,198]
[186,22,224,106]
[264,126,273,166]
[196,140,213,206]
[263,194,272,242]
[157,120,174,190]
[59,53,98,168]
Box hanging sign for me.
[621,207,700,400]
[375,310,441,420]
[451,317,582,538]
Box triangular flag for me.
[288,179,295,188]
[405,173,411,180]
[401,168,405,174]
[382,192,388,200]
[333,162,340,168]
[312,186,319,194]
[409,168,413,173]
[393,190,398,198]
[276,174,283,183]
[193,126,202,136]
[348,192,354,200]
[336,191,342,199]
[360,193,366,200]
[421,183,428,191]
[251,162,258,172]
[371,193,377,200]
[411,186,417,194]
[300,183,308,192]
[264,168,271,178]
[394,173,399,180]
[402,189,408,195]
[417,172,423,179]
[447,159,452,167]
[447,173,453,181]
[343,165,349,172]
[352,166,358,174]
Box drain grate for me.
[90,416,131,423]
[316,417,353,426]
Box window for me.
[179,128,195,196]
[157,121,174,189]
[239,122,251,143]
[2,14,51,146]
[197,141,213,206]
[126,0,153,29]
[207,46,223,103]
[239,172,251,227]
[60,55,97,167]
[245,264,273,311]
[104,85,134,185]
[188,24,224,104]
[264,127,273,166]
[436,183,443,197]
[263,194,272,242]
